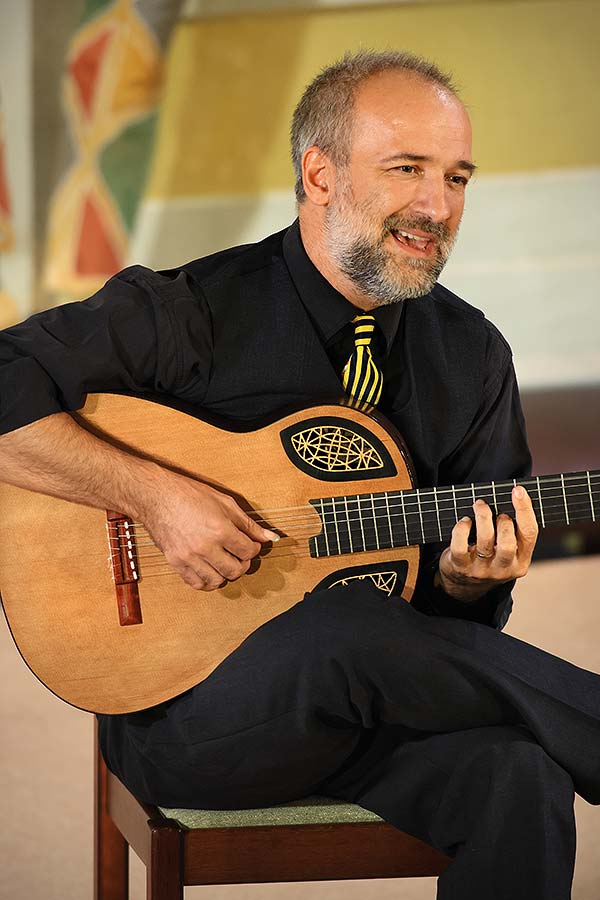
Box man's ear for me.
[301,146,334,206]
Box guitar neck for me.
[310,470,600,558]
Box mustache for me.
[383,215,452,244]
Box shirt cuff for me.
[411,549,514,630]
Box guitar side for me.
[0,395,418,714]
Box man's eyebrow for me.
[381,153,478,175]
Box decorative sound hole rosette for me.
[313,560,409,597]
[280,415,396,482]
[291,426,383,472]
[329,570,398,596]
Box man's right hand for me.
[0,412,278,593]
[139,473,279,591]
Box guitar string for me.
[117,505,598,574]
[106,485,600,541]
[133,506,598,577]
[105,473,600,527]
[108,496,598,560]
[106,488,599,545]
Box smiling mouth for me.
[390,229,437,256]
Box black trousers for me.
[98,584,600,899]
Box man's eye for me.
[448,175,468,186]
[393,165,417,174]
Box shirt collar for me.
[282,219,403,356]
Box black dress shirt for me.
[0,220,531,627]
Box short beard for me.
[325,189,457,306]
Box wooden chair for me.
[94,721,451,900]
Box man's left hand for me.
[435,485,539,601]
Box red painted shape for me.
[0,141,11,215]
[76,193,123,276]
[69,28,113,119]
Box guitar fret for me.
[384,491,394,547]
[400,490,408,546]
[370,493,380,549]
[415,490,425,543]
[536,476,546,527]
[433,486,442,541]
[587,471,596,522]
[452,485,458,523]
[561,473,570,525]
[356,495,367,552]
[331,497,342,555]
[313,503,320,558]
[343,495,354,553]
[491,480,498,515]
[320,499,330,556]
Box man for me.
[0,50,598,899]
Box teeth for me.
[397,229,428,243]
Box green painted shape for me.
[80,0,114,28]
[99,113,157,233]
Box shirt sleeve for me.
[0,265,213,435]
[411,332,532,630]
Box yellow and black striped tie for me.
[342,314,383,408]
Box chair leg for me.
[94,720,129,900]
[147,818,184,900]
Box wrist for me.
[434,567,492,603]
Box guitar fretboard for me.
[309,470,599,558]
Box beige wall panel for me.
[148,0,600,199]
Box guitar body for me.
[0,395,419,714]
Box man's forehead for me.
[351,71,472,155]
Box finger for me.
[223,524,264,561]
[472,499,495,559]
[229,500,280,544]
[179,562,226,592]
[512,485,539,556]
[494,514,517,568]
[448,516,473,567]
[207,549,252,582]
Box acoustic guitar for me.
[0,393,597,714]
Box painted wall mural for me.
[43,0,183,301]
[0,95,18,329]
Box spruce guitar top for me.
[0,394,597,714]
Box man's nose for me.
[408,174,452,223]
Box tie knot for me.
[352,314,376,348]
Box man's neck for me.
[297,214,380,312]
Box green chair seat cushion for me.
[158,795,383,829]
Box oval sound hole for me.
[280,416,396,482]
[313,560,409,598]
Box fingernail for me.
[461,516,472,523]
[513,485,524,499]
[265,530,280,542]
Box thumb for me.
[241,511,280,544]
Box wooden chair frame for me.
[94,720,450,900]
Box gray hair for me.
[290,49,459,202]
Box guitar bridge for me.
[106,510,142,626]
